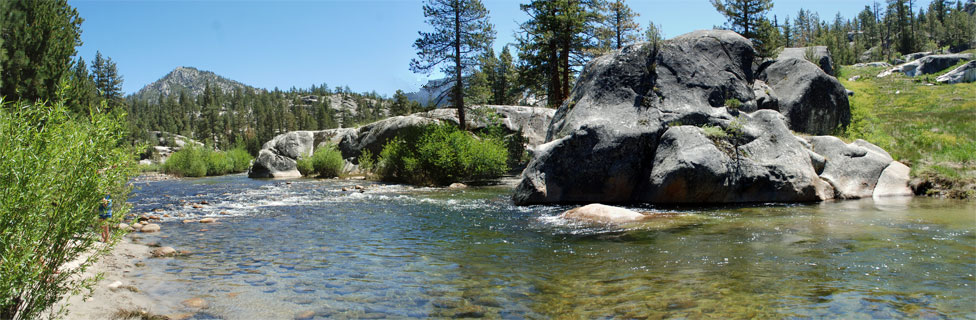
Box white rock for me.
[559,204,646,224]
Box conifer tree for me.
[0,0,83,103]
[710,0,774,40]
[595,0,641,55]
[411,0,496,130]
[91,51,124,109]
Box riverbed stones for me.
[140,223,160,233]
[181,297,208,309]
[513,29,906,205]
[249,106,556,178]
[199,218,216,224]
[151,246,177,257]
[560,204,646,223]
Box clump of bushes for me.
[162,145,253,177]
[1,99,133,319]
[376,123,509,186]
[297,143,345,178]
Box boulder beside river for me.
[513,29,909,206]
[248,105,556,178]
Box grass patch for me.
[839,66,976,198]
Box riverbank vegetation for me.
[161,146,252,177]
[0,98,135,319]
[1,0,139,318]
[297,144,345,178]
[839,64,976,198]
[377,124,509,186]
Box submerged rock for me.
[559,204,646,224]
[249,105,555,178]
[151,246,177,257]
[140,223,160,233]
[514,30,906,205]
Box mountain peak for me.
[131,66,255,102]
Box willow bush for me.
[377,123,508,185]
[297,143,344,178]
[0,99,134,320]
[162,145,252,177]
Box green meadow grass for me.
[839,64,975,198]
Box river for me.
[125,174,975,319]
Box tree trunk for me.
[454,1,466,130]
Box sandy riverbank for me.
[51,235,188,320]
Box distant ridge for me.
[130,66,257,102]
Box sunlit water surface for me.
[126,174,975,319]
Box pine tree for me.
[66,57,98,114]
[410,0,496,130]
[492,46,519,105]
[645,21,664,44]
[91,51,124,109]
[710,0,774,40]
[0,0,83,103]
[594,0,641,55]
[516,0,601,108]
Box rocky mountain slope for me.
[130,66,256,101]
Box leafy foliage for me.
[297,143,345,178]
[377,123,508,185]
[0,98,134,320]
[161,145,252,177]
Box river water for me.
[126,174,975,319]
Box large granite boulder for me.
[513,30,906,205]
[249,106,555,178]
[878,54,974,77]
[936,60,976,84]
[777,46,834,75]
[759,58,852,135]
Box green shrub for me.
[162,145,208,177]
[358,149,375,177]
[226,148,253,173]
[299,143,345,178]
[0,99,134,319]
[724,98,742,111]
[162,145,252,177]
[377,123,508,186]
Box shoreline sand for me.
[52,234,185,319]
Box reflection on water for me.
[126,174,976,319]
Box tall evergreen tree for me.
[710,0,774,40]
[0,0,83,103]
[492,46,519,105]
[516,0,601,108]
[66,56,98,114]
[595,0,641,55]
[91,51,124,108]
[410,0,496,130]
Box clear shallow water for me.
[126,174,976,319]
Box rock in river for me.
[513,30,907,205]
[559,204,646,223]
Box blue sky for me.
[69,0,920,97]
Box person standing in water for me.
[98,195,112,242]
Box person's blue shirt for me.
[99,195,112,219]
